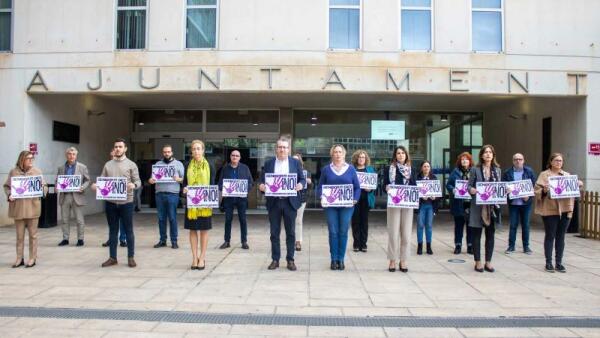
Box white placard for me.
[222,179,248,198]
[417,180,442,198]
[506,179,535,200]
[186,185,219,208]
[264,173,297,197]
[357,172,377,190]
[56,175,82,193]
[549,175,580,199]
[10,175,44,199]
[453,179,471,200]
[387,184,420,209]
[151,164,177,183]
[96,177,128,201]
[321,184,354,207]
[475,182,508,205]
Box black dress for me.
[184,161,216,231]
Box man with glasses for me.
[218,149,253,250]
[259,135,306,271]
[503,153,537,254]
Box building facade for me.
[0,0,599,224]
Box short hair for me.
[162,144,172,151]
[455,152,473,168]
[477,144,500,167]
[190,139,205,152]
[293,153,304,167]
[16,151,34,170]
[546,152,564,169]
[114,138,127,147]
[391,145,411,166]
[277,134,291,147]
[351,149,371,167]
[329,144,347,157]
[65,147,78,154]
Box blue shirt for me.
[65,162,76,176]
[512,168,524,205]
[317,163,361,202]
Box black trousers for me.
[268,199,297,262]
[471,224,495,262]
[542,213,570,265]
[351,192,369,249]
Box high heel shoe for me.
[12,259,24,268]
[25,260,36,268]
[399,263,408,273]
[474,265,484,273]
[191,258,199,270]
[197,259,206,270]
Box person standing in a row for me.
[447,152,474,255]
[56,147,90,247]
[416,160,439,255]
[318,145,361,270]
[385,146,416,273]
[535,153,582,273]
[93,138,141,268]
[468,145,501,273]
[218,149,253,250]
[351,150,375,253]
[4,151,48,268]
[293,153,311,252]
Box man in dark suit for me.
[259,135,306,271]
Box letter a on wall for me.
[27,71,49,92]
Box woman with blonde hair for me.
[183,140,215,270]
[3,151,48,268]
[350,149,376,252]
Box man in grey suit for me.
[57,147,91,247]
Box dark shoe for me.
[153,241,167,248]
[484,264,495,273]
[135,207,140,212]
[287,260,297,271]
[219,242,231,249]
[76,240,84,247]
[524,247,533,255]
[504,247,515,254]
[417,243,423,255]
[102,241,109,247]
[331,261,338,270]
[399,266,408,273]
[474,265,484,273]
[128,257,137,268]
[353,246,359,252]
[467,246,474,255]
[454,246,461,254]
[58,240,69,246]
[198,260,206,270]
[426,243,433,255]
[295,242,302,251]
[241,242,249,250]
[545,263,555,273]
[360,247,367,252]
[119,241,127,247]
[101,258,118,267]
[555,263,566,273]
[171,242,179,249]
[268,261,279,270]
[25,260,36,268]
[338,261,345,271]
[12,259,24,268]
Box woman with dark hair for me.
[350,149,376,252]
[534,153,583,273]
[384,145,417,272]
[446,152,474,254]
[416,160,439,255]
[3,151,47,268]
[468,145,501,273]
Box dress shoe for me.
[76,240,84,247]
[58,239,69,246]
[388,262,396,272]
[545,263,555,273]
[268,260,279,270]
[484,264,495,273]
[25,260,36,268]
[399,264,408,273]
[197,260,206,270]
[555,263,566,273]
[417,243,423,255]
[454,245,461,254]
[353,246,359,252]
[295,242,302,251]
[102,241,109,247]
[119,241,127,247]
[474,266,484,273]
[360,245,368,252]
[219,241,231,249]
[338,261,345,271]
[467,246,474,255]
[128,257,137,268]
[504,246,515,254]
[154,241,166,248]
[330,261,338,270]
[287,260,297,271]
[171,242,179,249]
[12,259,24,268]
[524,247,533,255]
[101,258,118,267]
[426,243,433,255]
[241,242,249,250]
[134,207,140,212]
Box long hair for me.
[455,152,473,169]
[477,144,499,167]
[293,153,304,168]
[391,145,411,166]
[16,151,33,171]
[419,160,433,178]
[351,149,371,167]
[546,152,564,169]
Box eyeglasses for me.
[25,157,34,160]
[513,158,524,161]
[277,146,288,149]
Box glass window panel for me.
[330,0,359,6]
[402,0,430,7]
[206,110,279,132]
[118,0,146,6]
[0,0,11,9]
[472,11,502,51]
[471,123,483,146]
[186,8,217,48]
[0,12,10,51]
[472,0,501,9]
[401,10,431,50]
[117,10,146,49]
[329,8,359,49]
[188,0,216,5]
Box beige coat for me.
[534,169,576,218]
[3,167,48,220]
[56,162,91,206]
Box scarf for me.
[389,163,411,185]
[480,165,499,226]
[187,158,212,219]
[460,167,470,180]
